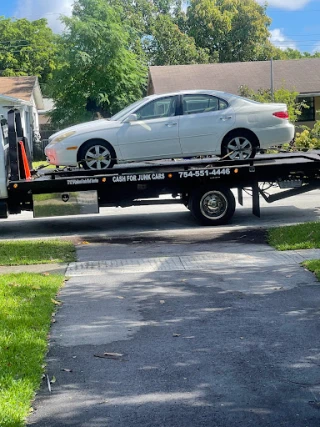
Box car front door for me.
[117,96,181,161]
[179,94,235,156]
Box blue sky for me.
[1,0,320,53]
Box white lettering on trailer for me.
[112,173,165,183]
[152,173,165,180]
[112,176,126,183]
[67,178,99,185]
[138,174,151,181]
[178,168,231,178]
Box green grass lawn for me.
[32,161,56,170]
[0,240,75,425]
[0,273,65,426]
[302,260,320,281]
[268,221,320,250]
[268,222,320,281]
[0,240,76,265]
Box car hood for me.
[49,119,120,140]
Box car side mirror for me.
[123,113,138,123]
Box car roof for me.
[150,90,234,99]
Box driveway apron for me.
[28,236,320,427]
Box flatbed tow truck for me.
[1,110,320,226]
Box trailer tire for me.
[188,186,235,225]
[78,140,116,170]
[0,201,8,218]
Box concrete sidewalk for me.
[28,243,320,427]
[0,263,67,275]
[66,247,320,276]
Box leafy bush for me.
[294,121,320,151]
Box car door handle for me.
[165,122,178,127]
[220,116,233,121]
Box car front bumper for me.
[45,144,78,166]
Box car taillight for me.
[273,111,289,119]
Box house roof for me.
[148,58,320,96]
[0,76,44,109]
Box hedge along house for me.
[0,76,44,157]
[148,58,320,128]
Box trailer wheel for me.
[78,140,116,170]
[188,186,235,225]
[0,201,8,218]
[221,131,258,160]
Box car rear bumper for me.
[255,123,295,148]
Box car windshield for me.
[110,98,150,121]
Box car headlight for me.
[50,131,76,144]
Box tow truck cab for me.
[0,115,9,201]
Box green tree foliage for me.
[110,0,208,65]
[269,47,320,60]
[281,48,320,59]
[0,17,58,87]
[186,0,272,62]
[145,14,209,65]
[48,0,147,126]
[147,0,210,65]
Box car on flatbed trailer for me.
[45,90,294,170]
[0,110,318,226]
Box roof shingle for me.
[0,76,37,102]
[149,59,320,96]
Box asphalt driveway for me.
[28,232,320,427]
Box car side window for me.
[182,95,228,115]
[219,99,228,110]
[135,96,176,120]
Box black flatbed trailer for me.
[3,110,320,225]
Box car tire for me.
[188,185,235,226]
[221,131,258,160]
[78,140,116,170]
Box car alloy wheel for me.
[226,136,253,160]
[84,144,112,169]
[79,140,116,170]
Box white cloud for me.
[14,0,73,33]
[312,42,320,53]
[270,28,297,50]
[257,0,313,11]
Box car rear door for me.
[179,94,235,156]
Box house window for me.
[297,97,315,122]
